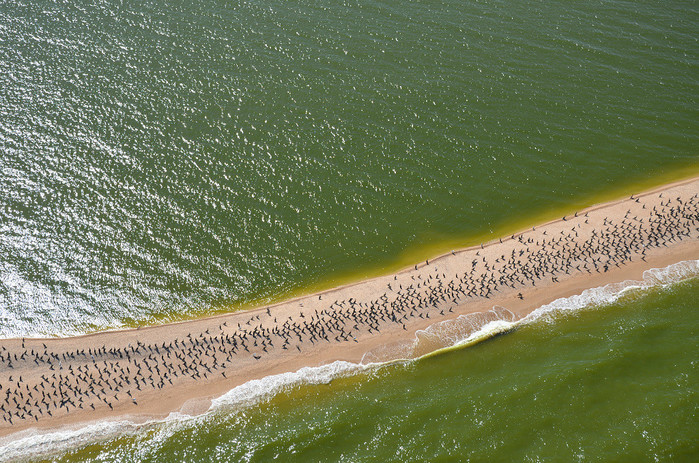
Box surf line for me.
[0,177,698,439]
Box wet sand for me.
[1,177,697,440]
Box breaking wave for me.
[1,260,697,462]
[362,259,699,363]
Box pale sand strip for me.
[0,177,697,439]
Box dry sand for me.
[0,177,697,440]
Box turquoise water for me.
[0,0,698,460]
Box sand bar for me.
[1,177,698,439]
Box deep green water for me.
[0,0,698,460]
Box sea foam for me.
[453,259,699,349]
[0,361,372,462]
[1,260,697,462]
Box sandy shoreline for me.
[1,177,697,440]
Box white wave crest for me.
[0,419,138,463]
[643,259,699,286]
[1,260,696,461]
[210,360,369,410]
[361,306,518,362]
[362,260,699,362]
[451,259,699,348]
[451,260,699,349]
[0,360,370,462]
[453,319,519,348]
[523,259,699,324]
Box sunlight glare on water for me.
[0,0,696,337]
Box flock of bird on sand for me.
[1,193,697,428]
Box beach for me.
[2,0,697,459]
[1,176,697,440]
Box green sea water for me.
[37,276,699,462]
[0,0,698,460]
